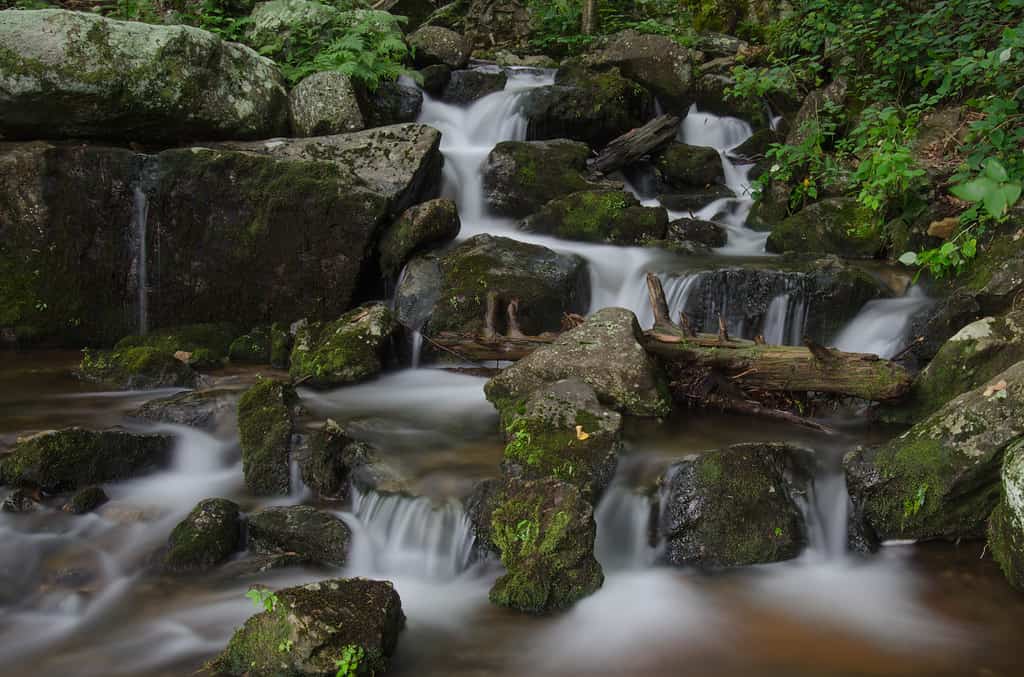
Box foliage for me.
[333,644,365,677]
[245,587,279,613]
[756,102,843,211]
[526,0,698,54]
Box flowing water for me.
[2,68,1023,677]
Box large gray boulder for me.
[582,30,696,110]
[408,25,470,69]
[0,10,288,142]
[483,139,605,218]
[989,439,1024,590]
[484,307,671,417]
[846,361,1024,543]
[246,505,352,566]
[289,71,365,137]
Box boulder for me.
[658,185,734,212]
[441,68,508,104]
[463,0,530,49]
[212,578,405,676]
[357,81,424,127]
[63,486,109,515]
[162,498,242,573]
[766,197,883,258]
[0,428,172,493]
[289,303,397,388]
[488,477,603,614]
[247,505,352,566]
[114,323,237,366]
[289,71,364,137]
[238,379,298,496]
[0,9,288,142]
[408,25,471,69]
[988,440,1024,590]
[129,389,234,430]
[299,419,377,499]
[484,307,671,417]
[499,379,621,500]
[378,198,461,277]
[376,0,441,32]
[483,139,603,218]
[657,443,812,568]
[731,128,780,161]
[78,347,197,390]
[229,327,273,364]
[522,65,653,149]
[655,142,723,189]
[961,230,1024,316]
[519,190,668,245]
[665,217,727,249]
[845,361,1024,542]
[394,234,589,338]
[464,477,503,556]
[419,63,451,95]
[582,30,696,110]
[1,489,39,514]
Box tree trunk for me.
[589,115,681,175]
[581,0,599,35]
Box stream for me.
[1,67,1023,677]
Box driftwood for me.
[589,114,681,174]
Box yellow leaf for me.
[983,380,1008,397]
[575,425,590,441]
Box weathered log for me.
[429,332,555,362]
[589,114,681,174]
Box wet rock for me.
[0,428,172,493]
[988,439,1024,590]
[300,419,380,500]
[903,289,982,367]
[2,488,40,513]
[488,477,603,614]
[483,139,605,218]
[289,303,397,388]
[845,361,1024,542]
[114,323,237,367]
[522,64,653,149]
[409,25,471,68]
[130,389,234,430]
[519,190,668,245]
[289,71,364,137]
[419,63,452,96]
[63,486,109,515]
[78,347,198,390]
[163,498,242,573]
[657,443,812,568]
[212,578,405,676]
[766,197,883,259]
[465,477,503,557]
[655,142,724,190]
[658,185,734,212]
[247,505,351,567]
[666,218,727,249]
[396,234,589,339]
[0,9,288,142]
[442,68,508,104]
[378,198,461,277]
[238,379,298,496]
[582,30,696,110]
[731,128,780,161]
[392,256,444,331]
[889,312,1024,424]
[499,379,621,500]
[961,230,1024,316]
[229,327,272,364]
[217,552,308,580]
[485,307,671,417]
[357,81,424,127]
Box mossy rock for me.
[289,70,364,137]
[408,25,471,69]
[79,347,198,390]
[519,190,668,245]
[211,578,405,676]
[498,379,622,501]
[270,323,293,369]
[655,142,724,190]
[485,307,671,417]
[238,379,298,496]
[988,439,1024,590]
[582,29,696,111]
[247,505,351,567]
[378,198,460,277]
[489,477,604,614]
[846,361,1024,542]
[665,217,727,249]
[289,303,397,388]
[959,230,1024,315]
[299,418,375,499]
[657,442,812,568]
[116,323,237,367]
[229,327,273,364]
[766,197,883,258]
[163,498,242,573]
[64,486,109,515]
[483,139,603,218]
[0,428,172,493]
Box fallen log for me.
[589,114,681,174]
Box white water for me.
[131,185,149,335]
[833,286,932,358]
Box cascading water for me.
[833,286,932,358]
[131,185,149,336]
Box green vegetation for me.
[526,0,699,54]
[246,587,280,613]
[333,644,365,677]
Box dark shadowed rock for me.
[442,69,508,104]
[64,486,109,515]
[379,198,461,277]
[237,379,297,496]
[655,142,723,189]
[247,505,351,567]
[766,197,883,258]
[162,498,242,573]
[130,390,234,430]
[582,30,696,110]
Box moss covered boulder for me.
[64,486,109,515]
[378,198,461,277]
[766,197,883,258]
[499,379,622,501]
[489,477,603,614]
[657,443,812,568]
[289,303,397,388]
[988,440,1024,590]
[0,9,288,142]
[408,25,471,69]
[520,190,668,245]
[289,71,365,137]
[229,327,273,364]
[441,68,508,104]
[522,64,653,149]
[163,498,242,573]
[247,505,351,567]
[845,361,1024,542]
[396,234,589,339]
[212,578,405,676]
[582,30,696,110]
[0,428,172,493]
[485,308,671,417]
[238,379,298,496]
[79,347,198,390]
[655,142,724,190]
[483,139,604,218]
[299,419,377,500]
[114,323,237,367]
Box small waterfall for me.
[131,185,150,336]
[350,488,476,580]
[633,273,701,329]
[833,287,932,358]
[289,456,311,501]
[595,485,658,571]
[761,290,808,345]
[409,329,424,368]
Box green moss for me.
[989,490,1024,590]
[79,346,197,389]
[269,323,292,369]
[237,379,297,496]
[115,323,236,366]
[163,498,241,573]
[288,304,395,387]
[229,326,272,363]
[212,605,294,676]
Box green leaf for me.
[950,177,997,203]
[898,251,918,265]
[961,238,977,258]
[983,187,1009,218]
[984,158,1009,182]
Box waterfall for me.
[595,484,658,571]
[761,290,808,345]
[131,185,149,336]
[833,287,932,358]
[409,329,424,368]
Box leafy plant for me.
[951,158,1022,219]
[333,644,365,677]
[245,587,279,613]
